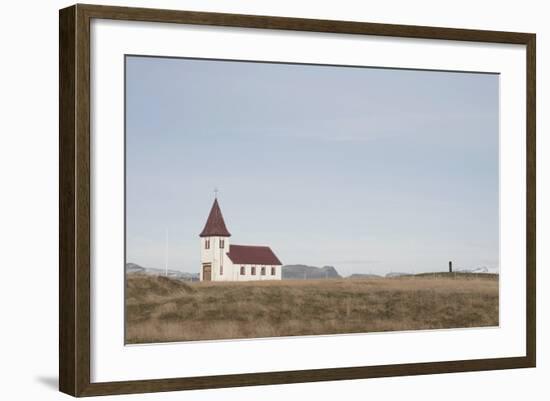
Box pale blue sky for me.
[125,55,499,276]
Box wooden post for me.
[449,261,453,273]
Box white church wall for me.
[273,265,282,280]
[217,248,237,282]
[200,235,233,281]
[232,264,282,281]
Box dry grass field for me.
[125,273,499,344]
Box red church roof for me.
[199,198,231,237]
[227,245,282,265]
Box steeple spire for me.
[199,198,231,237]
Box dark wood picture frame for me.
[59,3,536,397]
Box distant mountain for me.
[125,262,199,281]
[385,272,412,278]
[282,264,341,280]
[126,262,145,274]
[348,273,381,279]
[455,266,499,274]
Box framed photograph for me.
[59,4,536,397]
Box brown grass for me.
[125,273,499,344]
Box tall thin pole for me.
[165,228,168,277]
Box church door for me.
[202,263,212,281]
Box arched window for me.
[261,266,266,275]
[240,266,245,275]
[220,239,224,249]
[251,266,256,275]
[271,267,276,276]
[205,239,210,249]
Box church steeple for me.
[199,198,231,237]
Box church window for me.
[251,266,256,275]
[261,266,266,275]
[271,267,276,276]
[240,266,245,275]
[205,239,210,249]
[220,264,223,275]
[220,239,224,249]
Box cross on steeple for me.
[214,187,219,198]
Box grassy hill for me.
[125,274,498,344]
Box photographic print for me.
[59,6,535,394]
[124,55,499,344]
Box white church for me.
[199,197,283,282]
